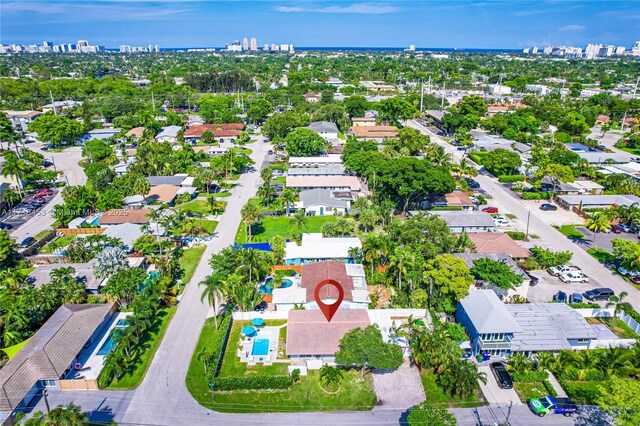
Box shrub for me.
[498,175,526,183]
[568,302,601,309]
[512,370,548,383]
[558,368,605,382]
[290,368,301,383]
[620,304,640,324]
[561,380,603,405]
[505,231,525,240]
[211,375,293,391]
[542,380,557,397]
[521,191,551,200]
[529,246,572,268]
[587,248,616,265]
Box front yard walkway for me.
[371,359,425,410]
[545,370,567,397]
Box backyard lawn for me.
[176,200,212,215]
[40,235,75,253]
[106,307,176,390]
[235,215,338,244]
[586,317,639,339]
[420,369,485,408]
[219,320,289,377]
[172,219,218,237]
[179,246,207,285]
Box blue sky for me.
[1,1,638,48]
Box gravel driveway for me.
[372,359,425,410]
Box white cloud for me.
[2,1,190,20]
[276,3,399,14]
[560,24,585,31]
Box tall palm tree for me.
[534,351,556,371]
[598,347,632,377]
[280,189,298,216]
[200,275,224,329]
[236,249,267,283]
[362,233,388,276]
[585,213,611,248]
[1,153,27,197]
[44,402,88,425]
[605,291,629,325]
[291,210,308,244]
[240,203,260,242]
[0,187,20,207]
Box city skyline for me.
[1,0,638,49]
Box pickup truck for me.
[548,265,577,277]
[559,271,589,283]
[528,396,577,417]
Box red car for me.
[35,189,52,197]
[482,207,499,214]
[612,225,622,234]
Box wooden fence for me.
[271,265,302,274]
[56,227,105,236]
[58,379,99,390]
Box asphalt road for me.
[406,119,640,312]
[8,143,85,243]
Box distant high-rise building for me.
[250,37,257,51]
[585,43,603,59]
[243,37,249,51]
[271,43,277,51]
[289,44,294,52]
[523,48,530,54]
[532,46,539,54]
[155,44,159,53]
[264,43,269,51]
[543,46,553,54]
[615,46,626,55]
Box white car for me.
[548,265,578,276]
[493,218,510,227]
[559,271,589,283]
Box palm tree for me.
[200,275,223,329]
[291,210,308,244]
[388,247,412,291]
[534,351,556,371]
[362,233,388,276]
[280,189,298,216]
[257,183,275,207]
[240,203,260,242]
[585,213,611,248]
[319,365,344,389]
[260,167,274,183]
[44,402,88,425]
[236,249,268,283]
[598,347,632,377]
[0,187,20,207]
[507,354,531,373]
[454,231,476,252]
[1,152,27,197]
[94,247,127,279]
[605,291,629,325]
[198,348,213,375]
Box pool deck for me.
[65,312,132,380]
[237,326,282,366]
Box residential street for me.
[406,119,640,312]
[8,144,85,243]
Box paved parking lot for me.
[520,200,584,226]
[0,190,58,232]
[526,271,597,304]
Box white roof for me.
[156,125,182,139]
[459,290,522,334]
[272,287,307,305]
[284,233,362,261]
[289,154,343,165]
[345,263,365,277]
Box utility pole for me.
[49,90,57,115]
[420,78,424,111]
[505,400,513,425]
[151,92,156,112]
[525,210,531,241]
[441,82,446,110]
[43,389,50,414]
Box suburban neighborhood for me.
[1,11,640,426]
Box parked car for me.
[583,288,615,301]
[35,188,53,197]
[42,160,53,168]
[553,291,568,303]
[482,206,499,213]
[528,396,577,417]
[19,236,35,248]
[525,272,539,286]
[539,203,558,211]
[41,144,50,151]
[548,265,578,276]
[467,179,480,189]
[254,301,268,312]
[559,271,589,283]
[489,362,513,389]
[612,225,623,234]
[268,149,273,155]
[569,293,583,303]
[12,207,33,215]
[0,222,13,230]
[618,266,640,277]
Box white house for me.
[307,121,339,141]
[155,126,182,143]
[297,189,352,216]
[284,234,361,265]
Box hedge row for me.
[521,191,551,200]
[568,302,601,309]
[512,370,548,383]
[505,231,525,240]
[498,175,526,183]
[621,304,640,324]
[542,380,557,397]
[211,375,293,391]
[210,316,232,378]
[560,381,604,405]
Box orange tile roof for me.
[286,309,370,356]
[125,127,145,138]
[99,209,151,225]
[467,232,531,259]
[301,261,354,301]
[184,123,244,137]
[146,184,180,203]
[445,191,475,207]
[351,125,398,138]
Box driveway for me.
[575,226,637,252]
[527,272,595,304]
[372,360,425,410]
[521,200,584,227]
[477,365,522,405]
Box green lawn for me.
[179,246,207,285]
[2,338,30,359]
[235,215,338,244]
[513,382,547,402]
[617,146,640,156]
[106,307,176,390]
[208,369,377,413]
[554,225,585,240]
[272,176,286,185]
[40,235,75,254]
[506,213,517,220]
[586,317,639,339]
[176,200,212,215]
[172,219,218,237]
[420,369,485,408]
[34,229,53,240]
[219,320,288,377]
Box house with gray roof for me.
[412,211,495,233]
[155,125,182,143]
[287,164,346,177]
[0,303,116,422]
[146,175,188,187]
[577,151,633,165]
[297,189,352,216]
[307,121,338,141]
[556,194,640,210]
[27,260,103,293]
[456,290,596,357]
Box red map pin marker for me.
[314,279,344,323]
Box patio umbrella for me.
[241,326,257,336]
[251,318,265,327]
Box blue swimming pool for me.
[116,319,127,327]
[97,331,118,356]
[251,338,270,356]
[259,277,274,294]
[281,278,293,288]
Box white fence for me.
[574,308,615,318]
[619,312,640,335]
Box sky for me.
[1,0,639,49]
